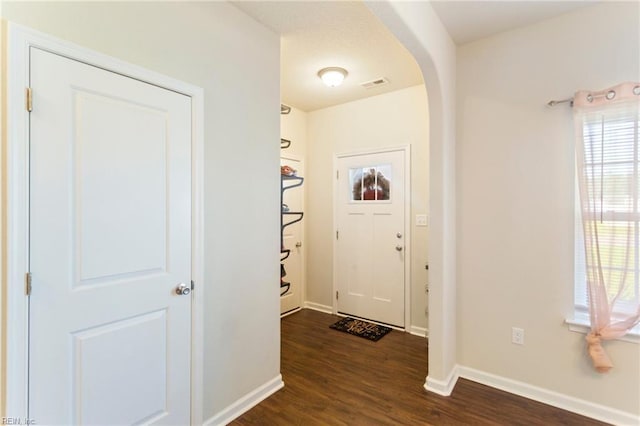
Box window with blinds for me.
[575,104,640,318]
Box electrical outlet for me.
[512,327,524,345]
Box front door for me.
[28,48,192,424]
[336,149,406,327]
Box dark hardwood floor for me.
[231,309,606,425]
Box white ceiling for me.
[430,1,598,45]
[233,1,423,112]
[234,1,596,112]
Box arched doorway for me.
[366,0,458,394]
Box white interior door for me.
[336,149,406,327]
[280,156,304,315]
[28,47,192,425]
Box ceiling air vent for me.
[360,77,389,89]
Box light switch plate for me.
[416,214,428,227]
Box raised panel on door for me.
[345,212,370,298]
[29,47,192,425]
[72,311,168,425]
[77,92,168,284]
[372,213,397,302]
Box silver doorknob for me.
[296,242,302,248]
[395,245,403,251]
[176,283,191,296]
[397,232,402,238]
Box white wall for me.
[457,1,640,418]
[281,106,307,160]
[0,2,281,421]
[0,18,6,418]
[305,85,430,330]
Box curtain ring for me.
[606,90,616,100]
[634,85,640,95]
[586,94,593,102]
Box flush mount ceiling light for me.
[318,67,348,87]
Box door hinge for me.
[190,280,195,291]
[336,170,339,179]
[25,272,32,295]
[336,291,339,300]
[336,230,339,240]
[26,87,33,112]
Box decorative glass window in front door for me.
[349,165,391,201]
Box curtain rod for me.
[548,88,629,107]
[547,97,574,107]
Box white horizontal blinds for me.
[583,110,637,219]
[575,92,640,318]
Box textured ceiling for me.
[234,1,597,112]
[233,1,423,112]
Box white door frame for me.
[5,23,205,424]
[333,145,411,329]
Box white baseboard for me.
[424,366,459,396]
[304,301,333,314]
[280,307,301,318]
[203,375,284,426]
[409,325,428,338]
[457,366,640,426]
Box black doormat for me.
[329,317,392,342]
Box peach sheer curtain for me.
[573,82,640,373]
